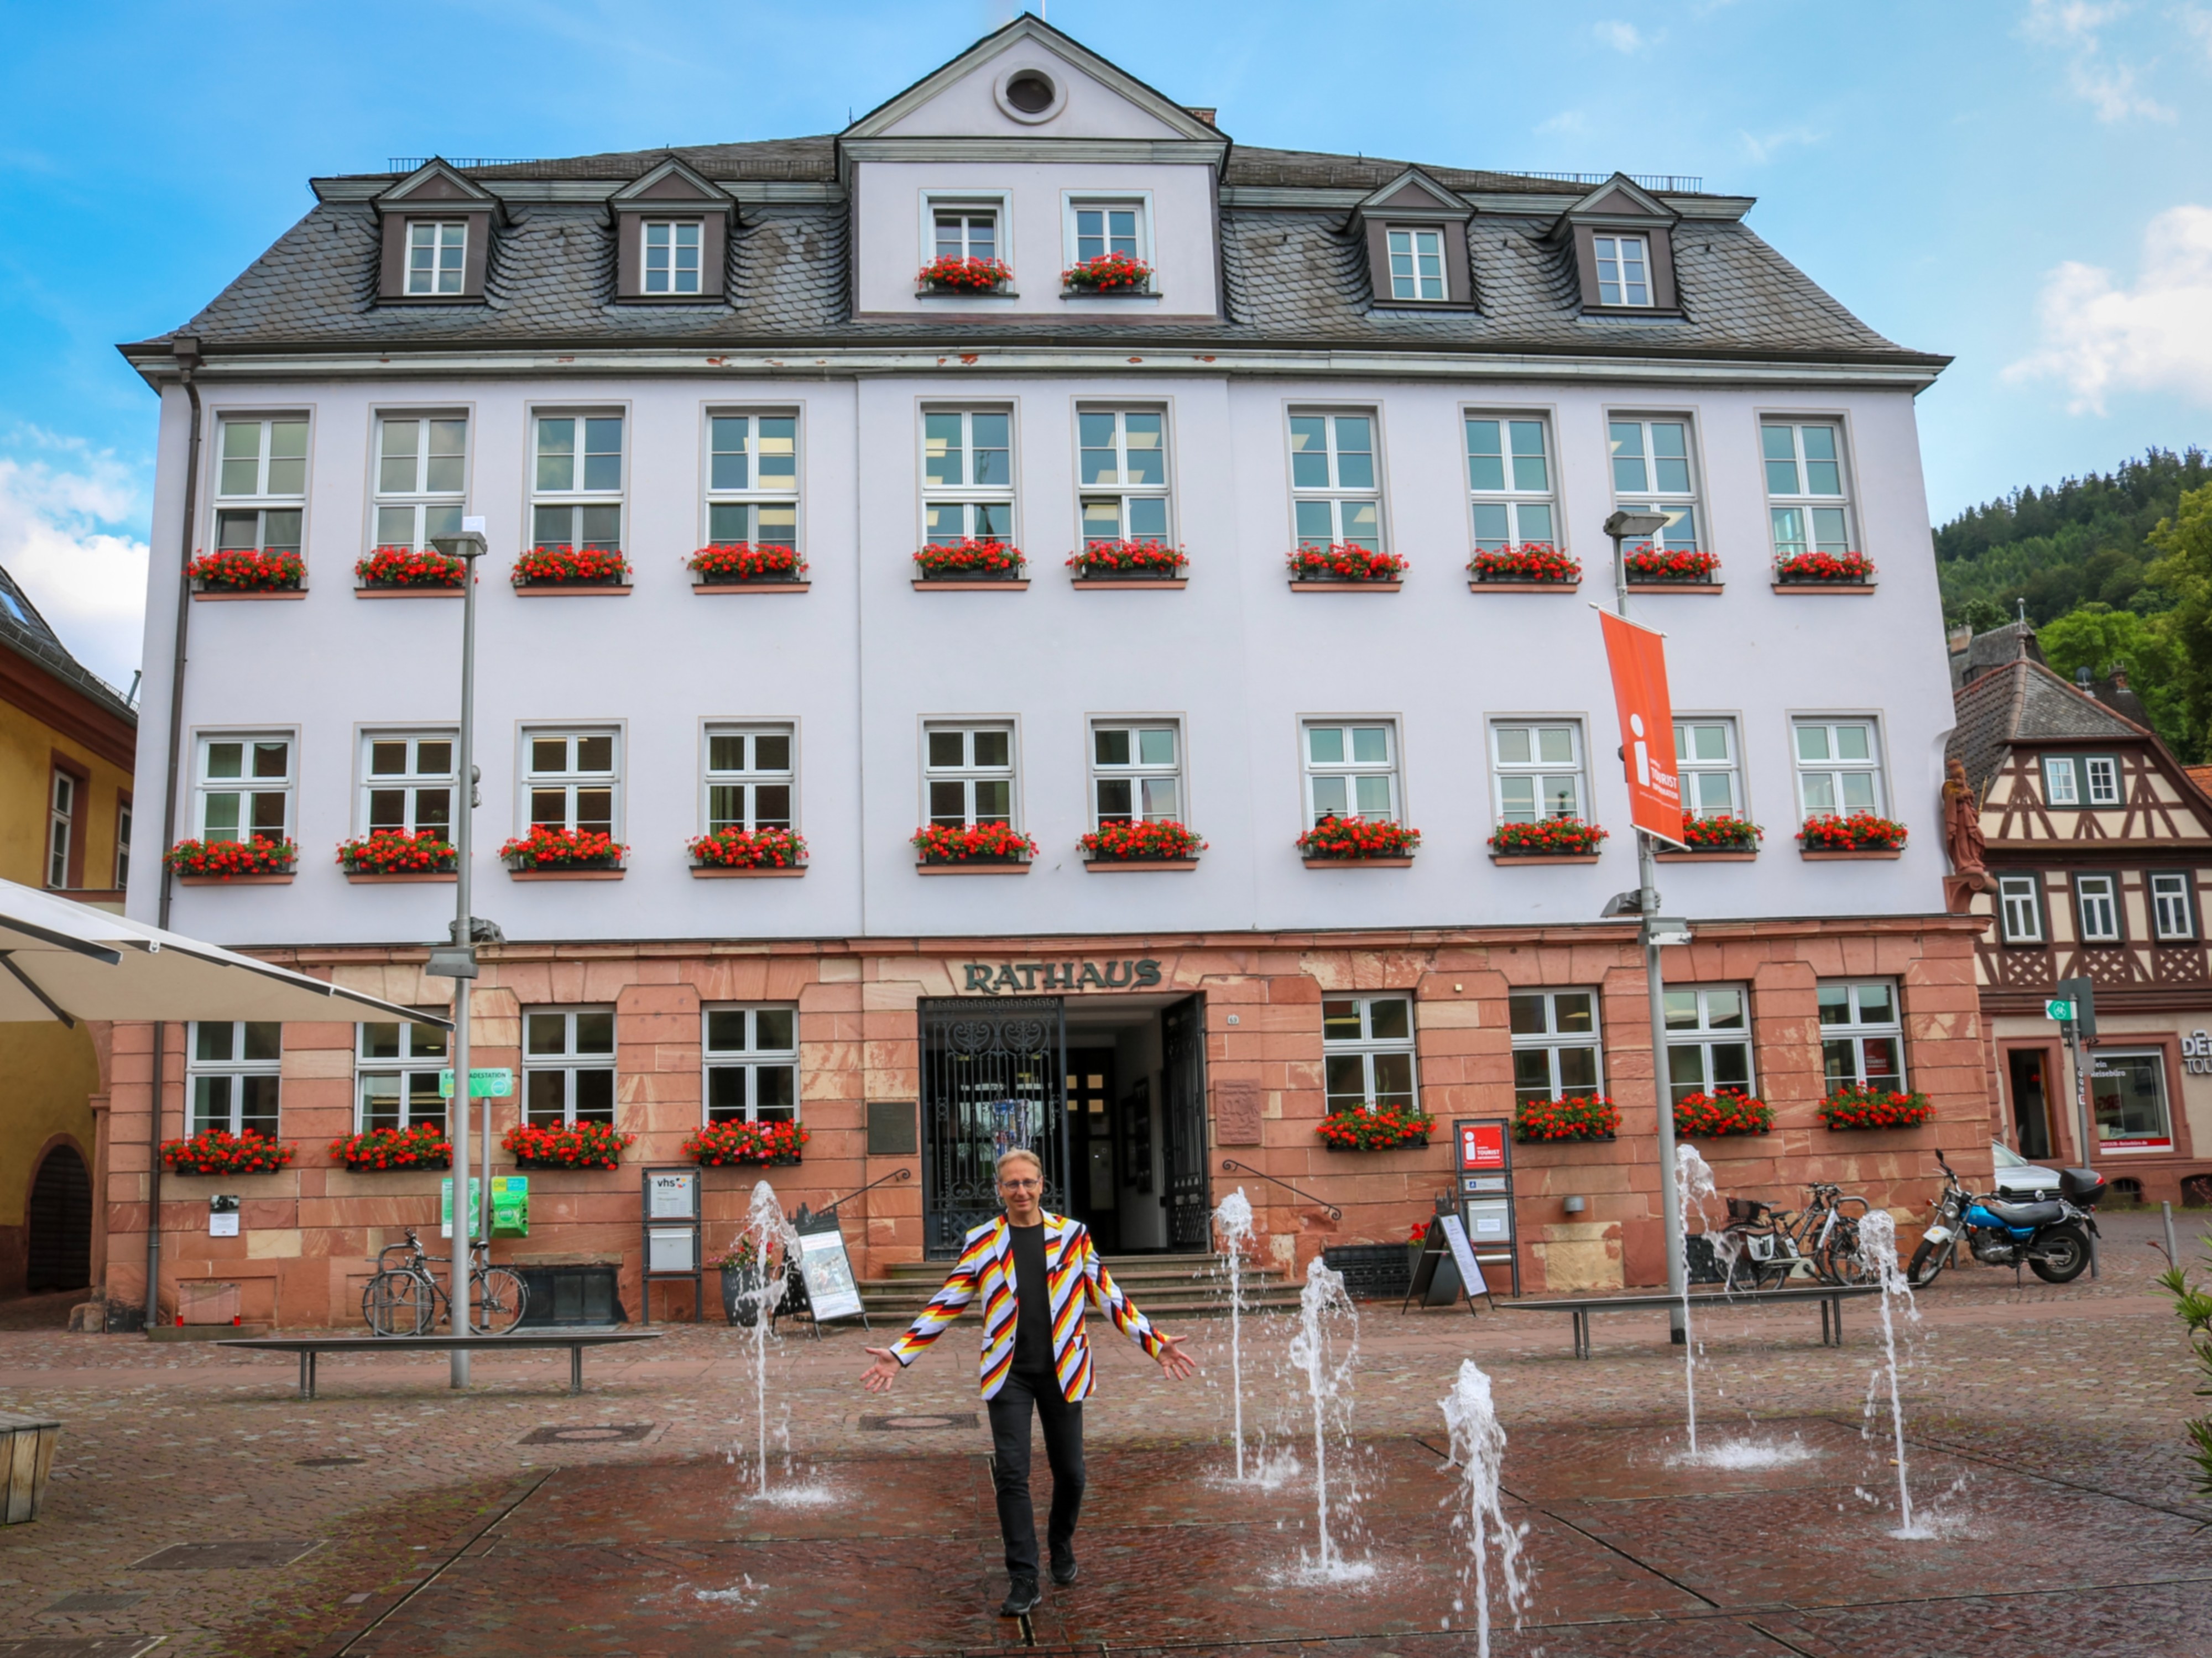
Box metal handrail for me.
[1219,1158,1342,1222]
[811,1165,912,1216]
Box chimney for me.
[1185,106,1218,128]
[2111,668,2130,692]
[1947,623,1970,656]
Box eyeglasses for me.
[999,1178,1043,1191]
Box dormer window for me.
[643,222,702,295]
[1386,229,1445,301]
[935,207,998,264]
[406,222,467,296]
[1593,235,1651,307]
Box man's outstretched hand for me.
[859,1347,902,1393]
[1155,1332,1198,1382]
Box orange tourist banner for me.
[1597,609,1686,846]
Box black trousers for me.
[987,1367,1086,1579]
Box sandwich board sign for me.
[1402,1197,1494,1317]
[780,1202,869,1333]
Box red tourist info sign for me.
[1597,609,1686,846]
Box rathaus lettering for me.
[961,960,1164,994]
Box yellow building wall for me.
[0,693,133,893]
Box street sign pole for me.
[2053,976,2100,1280]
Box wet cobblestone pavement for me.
[0,1212,2206,1656]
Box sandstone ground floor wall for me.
[96,913,1992,1327]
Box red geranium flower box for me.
[688,826,808,870]
[1078,820,1206,863]
[1061,252,1152,292]
[918,255,1012,292]
[1775,550,1876,584]
[1286,543,1407,583]
[683,1119,810,1167]
[914,540,1024,580]
[337,830,456,875]
[1316,1102,1435,1151]
[1818,1086,1935,1131]
[1067,539,1187,578]
[1624,548,1720,583]
[356,546,466,589]
[513,546,629,587]
[160,1128,296,1175]
[330,1124,452,1171]
[688,543,808,584]
[165,838,297,879]
[912,823,1039,865]
[497,827,627,871]
[502,1121,634,1170]
[1296,815,1421,861]
[189,547,305,592]
[1674,1090,1773,1138]
[1511,1095,1619,1143]
[1678,813,1763,852]
[1798,813,1908,852]
[1468,543,1582,584]
[1489,818,1608,857]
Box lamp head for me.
[1604,509,1671,541]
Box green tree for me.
[2034,604,2193,753]
[2147,482,2212,763]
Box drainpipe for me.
[145,334,203,1328]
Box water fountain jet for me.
[1438,1360,1530,1658]
[1213,1188,1255,1481]
[1858,1208,1921,1536]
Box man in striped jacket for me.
[862,1147,1195,1616]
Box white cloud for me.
[0,431,148,693]
[1535,109,1589,138]
[2007,204,2212,412]
[1594,20,1647,52]
[1737,125,1824,164]
[2019,0,2174,120]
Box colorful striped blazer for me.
[888,1211,1167,1401]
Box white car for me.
[1991,1139,2061,1199]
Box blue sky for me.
[4,0,2209,686]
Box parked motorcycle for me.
[1910,1150,2106,1286]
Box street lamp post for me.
[1603,509,1689,1342]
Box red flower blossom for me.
[1798,812,1908,852]
[330,1124,452,1170]
[512,546,629,586]
[356,546,466,588]
[914,540,1024,579]
[1314,1102,1435,1150]
[1774,550,1876,584]
[1468,543,1581,584]
[1061,252,1152,292]
[189,547,305,592]
[159,1128,297,1175]
[1066,539,1187,577]
[688,543,808,583]
[337,830,457,875]
[500,1121,634,1169]
[165,838,296,878]
[1674,1090,1773,1138]
[1296,814,1421,860]
[688,827,808,869]
[1679,813,1764,851]
[1624,547,1720,582]
[682,1119,810,1167]
[1489,818,1608,856]
[1078,819,1206,862]
[918,255,1012,292]
[1286,543,1407,583]
[1511,1095,1619,1143]
[498,827,627,870]
[911,822,1039,864]
[1818,1086,1934,1131]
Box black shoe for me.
[1000,1577,1040,1617]
[1050,1552,1079,1587]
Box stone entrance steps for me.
[855,1251,1302,1320]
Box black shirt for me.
[1009,1221,1054,1379]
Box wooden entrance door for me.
[1066,1048,1118,1252]
[2008,1047,2052,1162]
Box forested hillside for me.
[1934,447,2212,763]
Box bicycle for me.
[362,1227,528,1336]
[1714,1183,1872,1291]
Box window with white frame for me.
[1091,721,1182,824]
[214,416,306,557]
[196,734,292,844]
[373,415,466,552]
[922,410,1014,543]
[1302,720,1399,825]
[531,414,624,551]
[2075,873,2121,943]
[1999,873,2044,943]
[2042,755,2079,807]
[1793,718,1885,822]
[1492,721,1586,823]
[46,769,74,887]
[1071,200,1143,263]
[1663,986,1754,1105]
[1385,227,1445,300]
[1593,234,1651,306]
[405,221,467,296]
[1288,412,1381,550]
[115,798,131,890]
[1078,410,1169,545]
[1465,416,1556,550]
[2151,871,2196,940]
[705,725,794,832]
[523,1008,615,1127]
[1607,418,1699,552]
[2091,1051,2171,1147]
[1674,719,1742,819]
[362,732,455,839]
[706,414,797,546]
[2085,755,2121,806]
[925,724,1014,827]
[356,1019,450,1133]
[1321,995,1416,1113]
[524,730,618,836]
[1762,421,1853,559]
[643,221,702,294]
[1818,980,1905,1092]
[704,1006,799,1124]
[933,205,999,264]
[189,1021,281,1136]
[1509,990,1602,1106]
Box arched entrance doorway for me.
[27,1146,91,1293]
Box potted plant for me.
[688,825,807,874]
[1623,547,1720,584]
[1818,1085,1934,1131]
[1468,544,1581,586]
[356,546,466,590]
[512,546,630,589]
[337,830,457,877]
[1798,813,1908,854]
[1286,544,1408,586]
[688,543,808,588]
[1773,550,1876,587]
[1511,1095,1619,1143]
[682,1118,810,1167]
[913,541,1024,583]
[501,1121,634,1170]
[1061,252,1152,293]
[1673,1090,1773,1138]
[1315,1102,1434,1151]
[1489,818,1608,858]
[1078,820,1206,867]
[159,1128,297,1175]
[1296,814,1421,864]
[329,1123,452,1171]
[1677,814,1764,853]
[712,1233,782,1327]
[1066,539,1187,582]
[188,547,305,594]
[498,827,627,875]
[165,838,298,881]
[912,822,1039,868]
[917,254,1012,294]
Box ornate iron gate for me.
[1162,995,1209,1249]
[920,997,1068,1256]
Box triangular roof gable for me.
[1357,169,1470,219]
[610,155,731,206]
[843,14,1222,143]
[373,158,501,213]
[1564,174,1676,223]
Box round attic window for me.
[994,66,1065,124]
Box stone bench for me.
[217,1331,662,1399]
[1495,1284,1885,1359]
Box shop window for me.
[1999,873,2044,944]
[705,725,794,833]
[357,1019,450,1133]
[523,1008,615,1127]
[703,1006,799,1123]
[1321,995,1416,1114]
[1663,986,1753,1105]
[1491,720,1586,823]
[2074,873,2121,943]
[1288,411,1381,551]
[1302,720,1399,825]
[1091,721,1181,824]
[925,723,1015,828]
[706,413,798,546]
[362,731,455,838]
[196,734,293,844]
[2090,1050,2171,1150]
[1509,990,1601,1106]
[1818,980,1905,1091]
[2151,871,2196,941]
[189,1021,281,1136]
[1465,416,1556,551]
